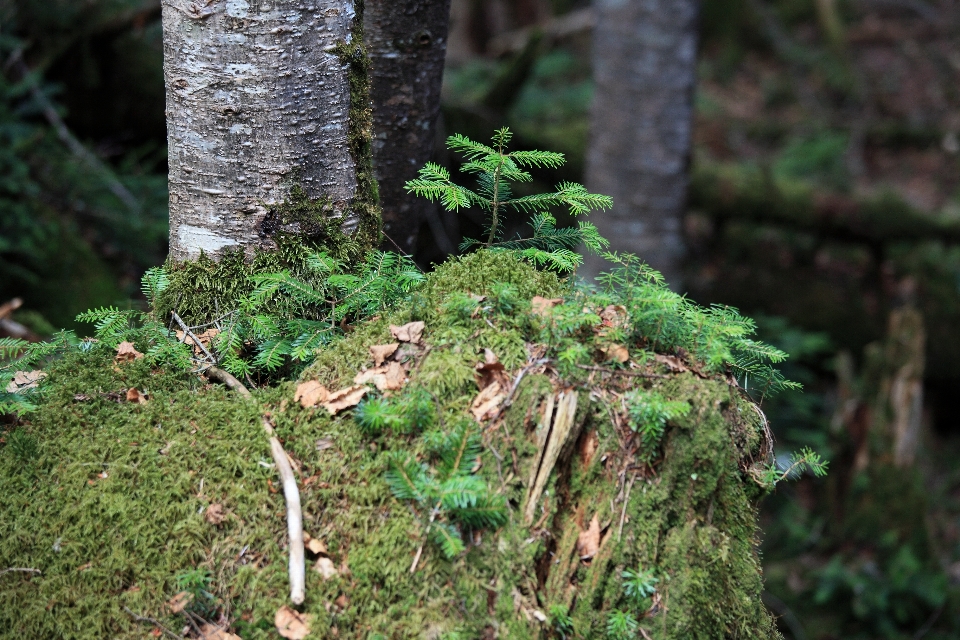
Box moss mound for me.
[1,252,781,639]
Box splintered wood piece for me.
[524,390,579,525]
[525,393,555,498]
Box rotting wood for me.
[524,390,581,525]
[524,393,555,519]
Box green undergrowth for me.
[2,251,792,639]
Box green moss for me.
[2,252,782,639]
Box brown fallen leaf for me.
[294,380,329,409]
[369,343,399,366]
[471,381,505,422]
[5,370,46,393]
[115,341,144,363]
[334,593,350,611]
[599,344,630,364]
[655,353,688,372]
[577,514,601,560]
[354,361,407,391]
[205,503,226,525]
[198,623,242,640]
[315,438,334,451]
[320,385,368,415]
[475,348,509,390]
[126,388,148,404]
[390,321,425,344]
[166,590,193,614]
[599,304,629,329]
[275,606,312,640]
[315,557,338,580]
[304,534,328,556]
[531,296,563,315]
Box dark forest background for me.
[3,0,960,637]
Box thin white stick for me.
[263,417,305,604]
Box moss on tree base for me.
[1,253,781,639]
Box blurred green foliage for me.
[0,1,168,332]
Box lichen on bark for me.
[163,0,380,265]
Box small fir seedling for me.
[385,420,507,562]
[405,127,612,271]
[622,566,658,605]
[762,446,829,486]
[606,609,640,639]
[625,389,691,459]
[547,603,574,638]
[174,567,217,618]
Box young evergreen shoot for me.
[593,252,803,400]
[625,390,691,460]
[606,610,640,639]
[0,332,76,415]
[405,128,612,271]
[761,446,829,485]
[385,420,507,560]
[622,566,658,605]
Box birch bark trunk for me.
[163,0,364,263]
[364,0,452,254]
[581,0,699,288]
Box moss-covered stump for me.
[1,253,781,639]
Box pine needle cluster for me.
[405,127,612,271]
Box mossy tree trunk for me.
[581,0,699,287]
[365,0,452,254]
[162,0,375,263]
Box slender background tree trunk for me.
[364,0,452,254]
[581,0,699,288]
[163,0,360,263]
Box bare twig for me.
[202,368,304,606]
[0,567,40,577]
[204,366,252,400]
[262,415,305,605]
[171,311,217,365]
[617,472,637,542]
[122,606,181,640]
[576,364,666,379]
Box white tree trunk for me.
[581,0,699,288]
[163,0,360,263]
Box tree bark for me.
[163,0,362,263]
[364,0,452,254]
[581,0,699,288]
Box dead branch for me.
[171,311,218,365]
[122,606,181,640]
[262,415,305,605]
[0,567,40,577]
[204,366,253,400]
[202,367,304,606]
[576,364,667,379]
